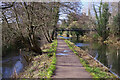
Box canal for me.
[69,37,120,77]
[2,50,27,78]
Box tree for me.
[113,13,120,38]
[50,2,60,40]
[2,2,54,55]
[2,2,43,55]
[51,2,82,40]
[93,1,111,41]
[2,2,82,55]
[0,2,15,9]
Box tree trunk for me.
[76,34,79,41]
[28,32,42,55]
[67,31,69,37]
[46,29,53,43]
[41,26,52,43]
[51,28,56,40]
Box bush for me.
[93,34,100,40]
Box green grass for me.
[18,40,57,78]
[65,40,116,78]
[46,40,57,78]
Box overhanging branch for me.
[0,1,16,9]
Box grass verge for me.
[65,40,117,78]
[46,40,57,78]
[18,40,57,78]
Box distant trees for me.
[93,2,111,41]
[67,13,90,40]
[111,2,120,38]
[67,12,90,30]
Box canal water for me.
[69,37,120,77]
[1,51,26,78]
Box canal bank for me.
[69,37,120,77]
[65,39,119,78]
[2,51,24,78]
[2,40,57,78]
[59,35,120,78]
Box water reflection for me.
[58,36,71,39]
[76,43,89,47]
[2,52,24,78]
[56,53,69,55]
[94,52,98,59]
[14,61,23,74]
[70,37,120,77]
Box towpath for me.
[52,39,92,78]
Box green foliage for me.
[19,40,57,78]
[46,40,57,78]
[59,31,63,36]
[60,20,69,28]
[47,53,53,57]
[69,21,78,28]
[93,1,111,41]
[93,33,100,40]
[46,40,57,58]
[113,14,120,37]
[68,20,85,38]
[51,57,56,65]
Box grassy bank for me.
[65,40,117,78]
[18,40,57,78]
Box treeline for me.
[93,1,120,41]
[60,1,120,42]
[2,2,82,55]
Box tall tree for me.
[113,13,120,38]
[93,1,111,41]
[2,2,82,55]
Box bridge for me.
[56,29,96,32]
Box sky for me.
[59,1,90,21]
[59,0,102,22]
[58,1,90,24]
[81,1,89,14]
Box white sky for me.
[81,2,89,15]
[59,1,91,20]
[1,0,120,2]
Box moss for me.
[65,40,117,78]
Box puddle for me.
[63,50,70,52]
[56,53,69,55]
[76,43,89,47]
